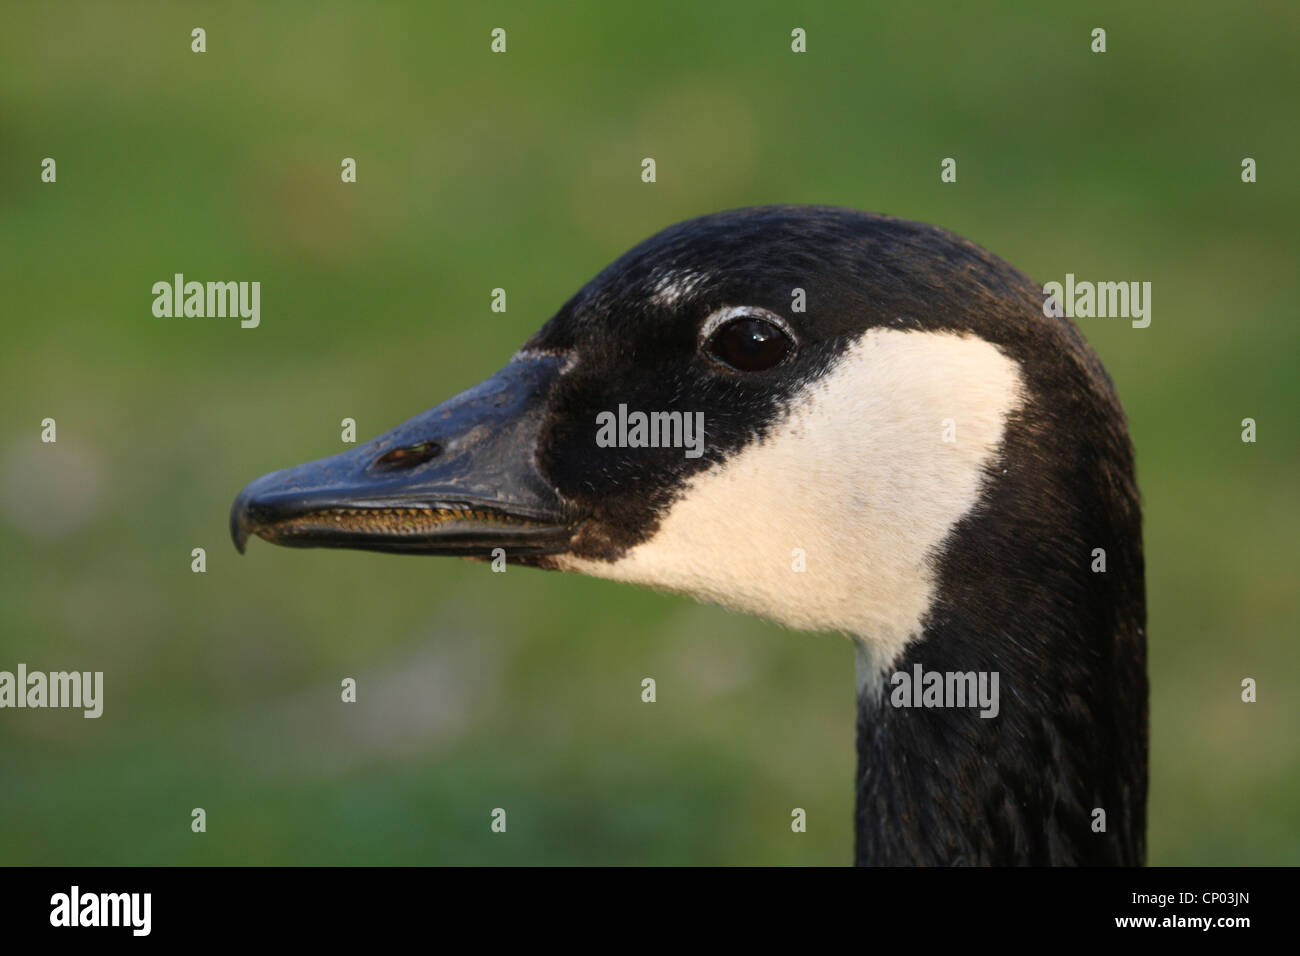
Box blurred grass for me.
[1,0,1297,864]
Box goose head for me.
[231,205,1147,865]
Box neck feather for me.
[853,382,1147,866]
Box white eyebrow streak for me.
[511,348,578,372]
[648,269,709,307]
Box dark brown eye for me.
[704,317,793,372]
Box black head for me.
[232,205,1057,563]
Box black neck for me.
[854,612,1146,866]
[854,390,1147,865]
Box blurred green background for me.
[2,1,1296,865]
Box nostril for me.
[372,441,442,471]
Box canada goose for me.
[231,205,1147,866]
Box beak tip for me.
[230,489,252,554]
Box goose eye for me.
[704,317,793,371]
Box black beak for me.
[230,355,582,558]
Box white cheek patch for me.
[555,328,1025,673]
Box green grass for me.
[1,0,1296,864]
